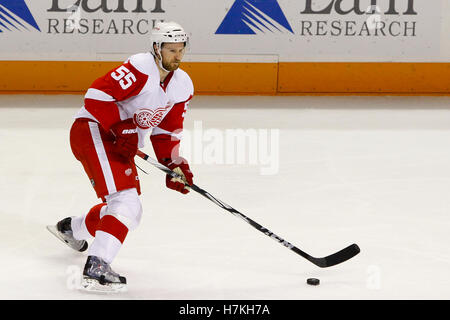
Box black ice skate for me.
[46,217,88,252]
[81,255,127,293]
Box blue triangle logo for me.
[0,0,40,33]
[216,0,294,34]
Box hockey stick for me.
[136,150,360,268]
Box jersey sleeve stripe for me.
[85,88,116,102]
[151,127,183,140]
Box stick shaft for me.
[136,150,360,267]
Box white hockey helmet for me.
[150,21,189,59]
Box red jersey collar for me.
[160,71,174,92]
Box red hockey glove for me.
[110,119,139,160]
[162,157,194,194]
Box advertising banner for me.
[0,0,448,62]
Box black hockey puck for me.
[306,278,320,286]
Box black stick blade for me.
[309,244,361,268]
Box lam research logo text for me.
[0,0,40,32]
[216,0,294,35]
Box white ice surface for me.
[1,95,450,300]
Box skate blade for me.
[46,225,87,252]
[46,225,69,245]
[80,277,127,294]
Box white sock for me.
[71,206,107,241]
[88,230,122,264]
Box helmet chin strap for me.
[153,44,171,74]
[157,55,171,73]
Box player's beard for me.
[162,59,180,72]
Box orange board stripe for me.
[279,62,450,94]
[0,61,449,95]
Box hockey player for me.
[47,21,194,292]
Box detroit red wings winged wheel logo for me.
[133,107,167,129]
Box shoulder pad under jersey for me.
[127,52,157,77]
[173,68,194,96]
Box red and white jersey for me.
[75,52,193,160]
